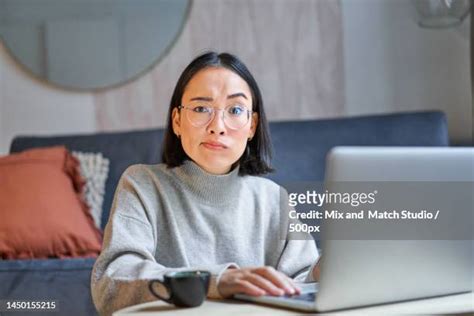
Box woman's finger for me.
[254,267,298,295]
[284,275,301,294]
[233,279,267,296]
[243,272,285,296]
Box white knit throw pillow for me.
[72,151,109,229]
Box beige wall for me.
[0,41,97,154]
[0,0,344,154]
[342,0,472,144]
[94,0,344,130]
[1,0,472,155]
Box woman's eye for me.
[192,106,211,113]
[228,105,244,115]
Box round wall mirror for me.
[0,0,190,90]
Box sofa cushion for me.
[0,258,98,315]
[0,146,102,259]
[267,111,449,184]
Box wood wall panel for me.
[94,0,344,130]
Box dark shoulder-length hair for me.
[161,51,274,176]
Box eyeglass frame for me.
[177,104,254,130]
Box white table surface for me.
[114,291,473,316]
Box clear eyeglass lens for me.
[185,105,250,129]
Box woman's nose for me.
[207,109,226,135]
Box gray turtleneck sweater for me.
[91,160,319,316]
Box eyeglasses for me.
[178,104,252,130]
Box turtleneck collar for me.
[172,160,242,205]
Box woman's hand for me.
[217,266,301,298]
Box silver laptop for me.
[235,147,473,312]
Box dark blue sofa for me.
[0,111,449,315]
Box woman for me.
[91,52,320,316]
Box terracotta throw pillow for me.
[0,146,102,259]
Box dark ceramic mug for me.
[148,270,211,307]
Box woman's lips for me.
[201,141,227,150]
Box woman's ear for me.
[172,107,181,138]
[249,112,258,139]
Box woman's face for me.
[172,67,258,175]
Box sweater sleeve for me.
[90,167,238,316]
[275,188,320,282]
[276,239,319,282]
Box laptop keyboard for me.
[281,292,317,302]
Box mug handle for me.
[148,279,173,304]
